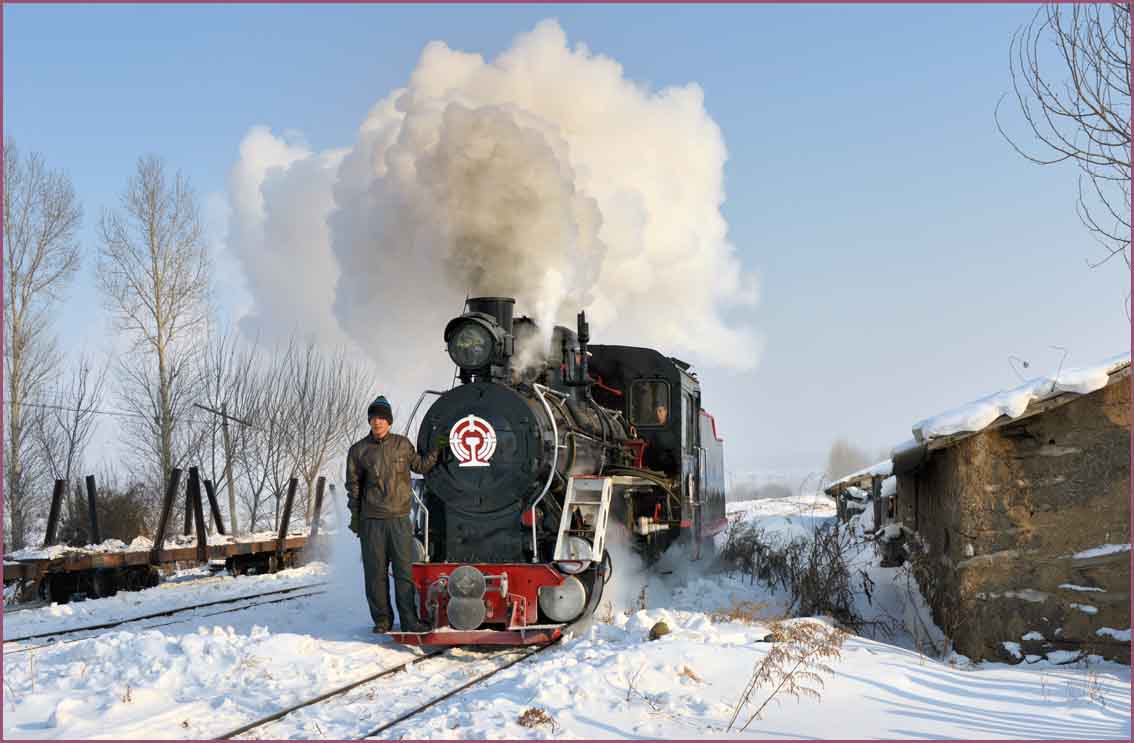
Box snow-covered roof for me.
[824,459,893,494]
[912,352,1129,446]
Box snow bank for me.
[913,352,1129,442]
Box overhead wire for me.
[4,399,232,428]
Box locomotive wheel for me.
[599,550,613,584]
[41,573,79,605]
[90,569,118,598]
[123,567,144,591]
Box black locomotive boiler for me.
[389,297,727,646]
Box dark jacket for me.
[346,432,442,519]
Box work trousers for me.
[359,516,418,629]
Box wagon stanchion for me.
[309,476,326,540]
[189,467,209,563]
[43,479,65,547]
[85,475,101,545]
[151,468,183,564]
[182,476,194,536]
[276,477,298,568]
[204,479,226,535]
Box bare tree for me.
[3,138,82,549]
[115,342,208,494]
[197,321,260,534]
[230,338,374,533]
[239,348,293,532]
[284,341,374,526]
[998,3,1131,268]
[824,438,873,482]
[97,156,211,489]
[31,351,110,487]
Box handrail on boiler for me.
[529,383,565,562]
[403,389,446,561]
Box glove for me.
[349,510,360,536]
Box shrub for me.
[720,520,869,631]
[58,479,152,546]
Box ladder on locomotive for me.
[553,476,614,564]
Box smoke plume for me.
[225,20,760,402]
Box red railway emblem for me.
[449,414,497,468]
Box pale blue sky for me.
[6,4,1129,479]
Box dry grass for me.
[728,620,847,732]
[678,665,703,683]
[711,600,770,625]
[1066,655,1110,707]
[517,707,558,731]
[623,584,649,616]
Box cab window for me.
[630,380,670,427]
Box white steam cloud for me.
[225,20,760,400]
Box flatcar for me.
[389,296,726,646]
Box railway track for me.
[214,648,449,739]
[3,582,327,651]
[357,642,558,739]
[213,591,595,740]
[215,642,556,740]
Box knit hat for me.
[367,395,393,424]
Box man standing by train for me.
[346,395,443,634]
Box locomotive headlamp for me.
[447,320,494,369]
[443,299,516,381]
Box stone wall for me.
[895,373,1130,662]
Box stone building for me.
[889,355,1130,662]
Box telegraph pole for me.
[194,402,253,535]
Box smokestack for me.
[467,296,515,336]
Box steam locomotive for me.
[389,297,727,646]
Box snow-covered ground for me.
[2,496,1129,739]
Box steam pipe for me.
[402,389,446,561]
[530,383,565,562]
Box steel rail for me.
[213,648,449,740]
[3,582,327,644]
[356,643,556,739]
[4,588,328,656]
